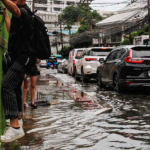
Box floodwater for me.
[2,69,150,150]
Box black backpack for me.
[25,9,51,59]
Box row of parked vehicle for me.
[67,45,150,92]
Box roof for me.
[48,33,56,36]
[52,30,77,36]
[96,0,147,28]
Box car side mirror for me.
[99,58,105,63]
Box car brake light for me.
[126,82,134,85]
[124,49,144,64]
[73,60,75,66]
[85,58,97,61]
[102,48,107,50]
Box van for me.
[68,48,84,76]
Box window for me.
[132,47,150,58]
[76,50,83,58]
[54,8,61,11]
[106,51,117,62]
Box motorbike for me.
[47,61,58,69]
[53,62,58,69]
[47,62,52,69]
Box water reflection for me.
[2,70,150,150]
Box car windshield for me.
[132,47,150,58]
[89,49,112,56]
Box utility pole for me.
[55,19,64,52]
[80,0,93,46]
[59,21,64,51]
[55,38,58,54]
[148,0,150,44]
[32,0,35,12]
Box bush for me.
[59,46,74,58]
[120,39,130,45]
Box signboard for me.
[93,39,99,45]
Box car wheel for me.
[97,72,105,88]
[75,70,80,81]
[81,69,88,83]
[113,74,123,93]
[62,68,65,74]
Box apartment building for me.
[26,0,79,54]
[27,0,79,13]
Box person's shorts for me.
[26,64,40,77]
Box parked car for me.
[40,60,47,68]
[75,47,114,82]
[68,48,84,76]
[97,45,150,92]
[58,59,68,73]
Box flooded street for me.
[2,68,150,150]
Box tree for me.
[121,25,149,45]
[64,24,72,35]
[60,4,103,33]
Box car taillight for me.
[126,82,134,85]
[85,58,97,61]
[73,60,75,66]
[124,49,144,64]
[102,48,107,50]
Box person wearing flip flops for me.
[1,0,37,143]
[23,64,40,108]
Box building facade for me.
[26,0,79,54]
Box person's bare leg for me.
[18,112,22,120]
[10,119,20,127]
[30,76,37,105]
[23,74,29,106]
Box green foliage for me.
[121,24,149,45]
[60,6,80,24]
[60,4,103,33]
[64,24,72,35]
[91,10,103,21]
[120,39,130,45]
[59,46,74,58]
[78,25,89,33]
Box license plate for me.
[148,71,150,76]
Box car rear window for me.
[76,50,83,57]
[132,47,150,58]
[89,49,113,56]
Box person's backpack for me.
[24,8,51,59]
[33,11,51,59]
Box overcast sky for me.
[90,0,131,11]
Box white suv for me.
[68,48,84,76]
[76,47,114,82]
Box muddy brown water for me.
[2,69,150,150]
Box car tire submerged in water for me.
[113,74,123,93]
[81,69,88,83]
[75,70,80,81]
[97,72,105,88]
